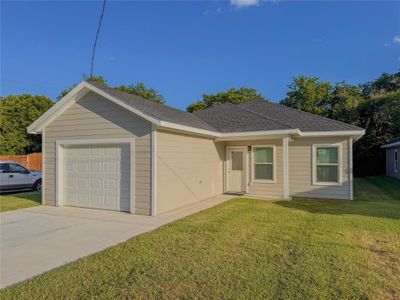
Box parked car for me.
[0,161,42,192]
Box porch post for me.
[282,136,290,200]
[348,137,353,200]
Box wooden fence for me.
[0,152,42,170]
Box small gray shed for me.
[382,138,400,180]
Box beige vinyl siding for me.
[43,91,152,215]
[225,139,284,199]
[289,137,351,200]
[156,130,224,214]
[386,147,400,179]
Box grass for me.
[0,191,41,212]
[1,176,399,299]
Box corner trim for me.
[41,128,45,205]
[151,125,157,216]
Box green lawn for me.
[0,191,41,212]
[1,176,399,299]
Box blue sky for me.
[1,0,399,110]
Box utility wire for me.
[90,0,107,78]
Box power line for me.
[90,0,107,78]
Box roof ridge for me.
[235,100,294,129]
[265,100,362,130]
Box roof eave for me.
[299,130,365,140]
[214,129,301,141]
[381,141,400,148]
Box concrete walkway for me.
[0,194,233,289]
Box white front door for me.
[227,148,246,193]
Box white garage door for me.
[63,144,131,212]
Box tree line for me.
[1,71,399,176]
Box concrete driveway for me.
[0,195,233,289]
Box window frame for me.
[251,145,276,183]
[312,143,342,186]
[394,150,398,173]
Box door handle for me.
[9,175,14,178]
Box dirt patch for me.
[355,232,400,299]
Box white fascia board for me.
[215,129,300,142]
[158,121,219,138]
[381,141,400,149]
[299,130,365,138]
[27,81,89,134]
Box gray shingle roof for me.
[87,81,216,131]
[87,81,363,134]
[194,102,292,133]
[238,99,363,132]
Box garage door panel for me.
[90,162,102,172]
[63,143,131,212]
[89,178,103,189]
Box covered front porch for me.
[221,137,291,200]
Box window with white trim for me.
[394,150,398,173]
[314,145,340,184]
[253,146,274,181]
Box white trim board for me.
[56,138,136,214]
[41,128,45,205]
[348,137,353,200]
[282,137,290,200]
[27,81,365,140]
[151,125,157,216]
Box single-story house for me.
[28,81,365,216]
[382,138,400,180]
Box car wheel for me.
[33,179,42,192]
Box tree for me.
[280,71,400,177]
[330,82,364,124]
[280,76,332,117]
[186,101,207,113]
[361,71,400,97]
[186,87,264,112]
[57,75,165,104]
[115,83,165,104]
[57,75,108,100]
[0,94,54,154]
[353,90,400,176]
